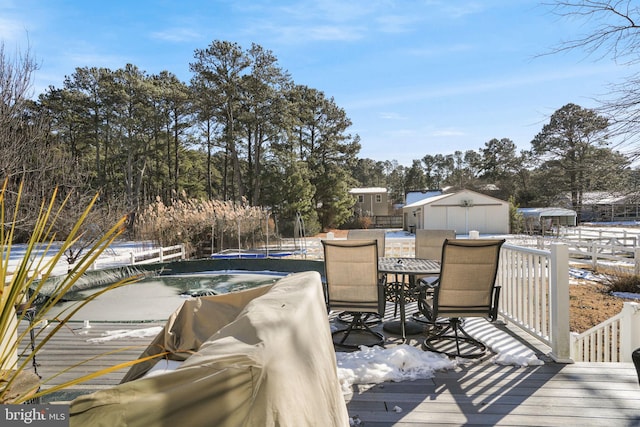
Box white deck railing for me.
[496,243,572,362]
[570,302,640,362]
[385,238,576,361]
[492,242,640,363]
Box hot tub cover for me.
[69,271,349,427]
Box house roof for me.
[404,192,450,209]
[405,190,443,205]
[518,207,577,218]
[402,189,507,209]
[581,191,640,205]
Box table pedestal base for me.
[382,320,425,336]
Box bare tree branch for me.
[544,1,640,65]
[542,1,640,157]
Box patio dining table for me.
[378,257,440,341]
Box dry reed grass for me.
[134,196,275,255]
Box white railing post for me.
[181,244,186,260]
[620,302,640,362]
[130,252,135,265]
[159,247,164,262]
[549,243,572,362]
[569,332,581,362]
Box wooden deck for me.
[18,309,640,426]
[345,358,639,426]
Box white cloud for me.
[345,62,620,110]
[0,17,28,41]
[379,112,406,120]
[307,25,364,41]
[375,14,423,34]
[431,128,466,137]
[404,43,473,57]
[150,27,201,43]
[65,51,129,69]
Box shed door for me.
[445,206,469,234]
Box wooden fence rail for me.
[530,235,640,274]
[128,244,185,265]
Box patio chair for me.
[347,229,386,256]
[414,229,456,288]
[322,239,385,348]
[410,229,456,323]
[415,229,456,270]
[418,238,505,358]
[341,229,387,324]
[348,229,409,321]
[633,347,640,386]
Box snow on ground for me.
[612,292,640,300]
[335,345,456,394]
[86,326,163,343]
[334,317,544,394]
[5,240,160,276]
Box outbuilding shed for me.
[518,207,577,234]
[403,189,509,235]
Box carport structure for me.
[519,207,577,235]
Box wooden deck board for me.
[17,310,640,426]
[344,361,640,426]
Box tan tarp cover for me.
[70,271,349,427]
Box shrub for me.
[601,268,640,295]
[339,215,372,230]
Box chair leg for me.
[633,347,640,386]
[423,318,487,358]
[336,311,381,325]
[332,313,384,349]
[17,306,40,377]
[413,292,449,330]
[26,308,40,376]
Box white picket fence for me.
[127,244,185,265]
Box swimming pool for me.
[210,248,305,259]
[43,258,326,322]
[47,271,286,322]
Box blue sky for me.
[1,0,631,166]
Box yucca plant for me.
[0,180,164,403]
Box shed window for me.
[358,195,364,203]
[375,194,382,203]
